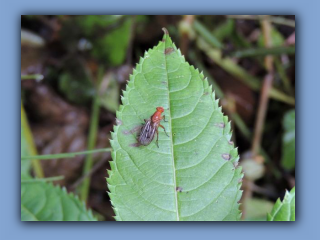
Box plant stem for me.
[251,73,274,155]
[21,74,44,81]
[79,67,104,202]
[21,148,111,160]
[229,46,295,58]
[251,18,274,155]
[274,57,293,94]
[179,15,195,56]
[193,19,223,49]
[21,176,64,183]
[21,103,44,178]
[126,15,136,65]
[227,15,295,28]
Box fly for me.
[137,107,169,148]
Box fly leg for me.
[163,115,168,122]
[155,128,159,148]
[159,124,169,137]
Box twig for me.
[242,18,275,218]
[240,179,253,220]
[251,18,274,155]
[179,15,195,56]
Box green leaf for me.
[107,29,243,221]
[99,72,120,113]
[96,18,131,66]
[87,16,131,66]
[78,15,122,34]
[21,182,97,221]
[67,15,131,66]
[58,59,95,105]
[212,18,235,41]
[267,187,295,221]
[258,26,285,47]
[281,110,295,170]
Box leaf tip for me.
[162,27,169,35]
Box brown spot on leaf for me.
[222,153,231,161]
[203,92,209,96]
[176,187,183,192]
[164,47,175,55]
[122,130,130,135]
[228,140,234,145]
[214,122,225,128]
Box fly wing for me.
[138,120,156,146]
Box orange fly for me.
[138,107,169,148]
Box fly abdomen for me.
[138,119,156,146]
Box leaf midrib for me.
[163,33,180,221]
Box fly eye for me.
[157,107,164,112]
